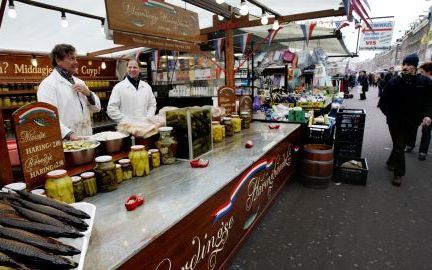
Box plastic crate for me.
[335,127,365,142]
[334,157,368,185]
[334,142,362,158]
[336,108,366,126]
[307,124,335,145]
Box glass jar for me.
[10,97,17,106]
[222,117,234,137]
[94,155,118,192]
[1,84,8,92]
[148,149,161,169]
[119,159,133,180]
[115,164,123,184]
[45,169,75,203]
[80,172,97,197]
[240,111,251,129]
[156,127,177,165]
[3,97,10,107]
[231,115,242,133]
[0,97,3,107]
[71,176,85,202]
[128,145,150,177]
[212,121,224,143]
[17,96,24,106]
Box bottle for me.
[156,127,177,165]
[94,155,118,192]
[212,121,224,143]
[128,145,150,177]
[45,169,75,203]
[115,164,123,184]
[221,117,234,137]
[71,176,85,202]
[80,172,97,197]
[119,159,133,180]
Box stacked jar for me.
[45,169,75,203]
[119,159,133,180]
[115,164,123,184]
[71,176,85,202]
[231,115,242,133]
[94,155,118,192]
[212,121,224,143]
[128,145,150,177]
[148,149,161,169]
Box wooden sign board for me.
[217,86,236,115]
[113,31,201,54]
[0,112,13,186]
[12,102,65,189]
[0,54,117,82]
[239,95,253,114]
[105,0,201,43]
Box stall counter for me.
[84,122,302,270]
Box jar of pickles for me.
[231,115,242,133]
[156,127,177,165]
[11,97,17,106]
[71,176,85,202]
[3,97,10,107]
[94,155,118,192]
[128,145,150,177]
[119,159,133,180]
[148,149,161,169]
[115,164,123,184]
[45,169,75,203]
[212,121,224,143]
[221,117,233,137]
[240,111,251,129]
[81,172,97,197]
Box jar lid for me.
[240,111,250,115]
[71,176,82,183]
[159,126,173,132]
[232,114,239,118]
[118,159,131,164]
[222,117,232,121]
[131,145,145,150]
[212,121,220,125]
[95,155,113,162]
[31,189,45,196]
[3,182,26,191]
[47,169,68,179]
[116,164,121,168]
[148,149,159,153]
[80,171,95,178]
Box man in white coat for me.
[107,59,157,123]
[37,44,101,140]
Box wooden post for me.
[0,112,14,186]
[225,29,235,88]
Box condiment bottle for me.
[118,159,133,180]
[128,145,150,177]
[221,117,234,137]
[94,155,118,192]
[71,176,85,202]
[45,169,75,203]
[80,172,97,197]
[156,127,177,165]
[148,149,161,169]
[115,164,123,184]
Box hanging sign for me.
[105,0,201,43]
[359,21,395,51]
[12,102,65,189]
[217,86,236,115]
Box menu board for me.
[217,86,236,115]
[12,102,65,189]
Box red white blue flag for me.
[239,33,251,54]
[215,38,225,61]
[300,22,317,44]
[268,27,281,46]
[152,50,160,70]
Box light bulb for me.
[31,58,37,67]
[61,12,68,28]
[101,61,106,70]
[101,26,105,35]
[8,6,16,18]
[272,19,279,30]
[216,0,225,3]
[261,12,268,25]
[218,15,224,21]
[240,1,249,16]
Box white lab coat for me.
[37,69,101,138]
[107,78,157,123]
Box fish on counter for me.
[12,189,90,219]
[0,218,83,239]
[9,203,69,229]
[0,226,80,256]
[0,238,78,270]
[0,251,29,270]
[0,202,22,220]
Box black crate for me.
[334,142,362,158]
[335,127,365,142]
[307,125,335,145]
[336,108,366,126]
[334,157,368,185]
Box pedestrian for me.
[405,62,432,160]
[384,66,396,86]
[378,53,432,186]
[358,71,369,100]
[378,73,385,97]
[37,44,101,140]
[107,59,157,123]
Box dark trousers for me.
[360,88,367,100]
[407,124,432,154]
[387,121,417,176]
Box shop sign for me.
[359,20,395,51]
[0,54,117,81]
[12,102,65,189]
[217,86,236,115]
[113,31,201,54]
[120,131,300,270]
[105,0,200,43]
[239,96,252,114]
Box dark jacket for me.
[378,74,432,124]
[359,75,369,92]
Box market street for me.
[229,86,432,270]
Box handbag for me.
[282,50,296,63]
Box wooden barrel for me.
[302,144,334,189]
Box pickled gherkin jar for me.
[119,159,133,180]
[80,172,97,197]
[128,145,150,177]
[212,121,223,143]
[148,149,161,169]
[115,164,123,184]
[45,169,75,204]
[156,127,177,165]
[231,115,242,133]
[94,155,118,192]
[240,111,251,129]
[71,176,85,202]
[221,117,233,137]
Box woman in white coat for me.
[107,59,157,123]
[37,44,101,140]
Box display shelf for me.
[0,90,37,95]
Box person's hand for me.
[69,132,80,141]
[72,84,91,97]
[422,116,432,126]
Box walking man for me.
[358,71,369,100]
[378,54,432,186]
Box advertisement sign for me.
[359,21,395,51]
[217,86,236,116]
